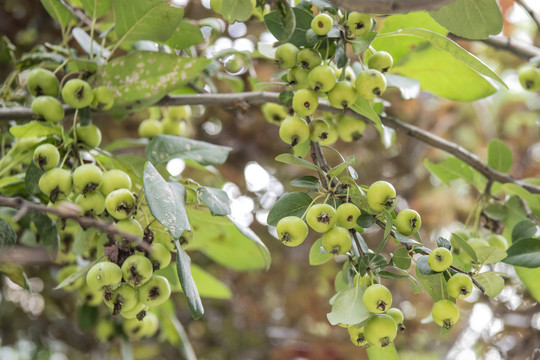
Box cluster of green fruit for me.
[138,105,192,138]
[27,68,113,124]
[518,61,540,92]
[269,11,393,147]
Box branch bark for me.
[479,35,540,59]
[0,195,150,251]
[331,0,455,14]
[2,91,540,195]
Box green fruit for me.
[468,238,490,254]
[33,143,60,171]
[364,314,397,347]
[518,65,540,91]
[262,103,289,125]
[121,254,153,287]
[120,301,147,320]
[76,124,102,148]
[279,116,310,147]
[116,218,144,238]
[149,243,171,270]
[336,115,366,142]
[104,283,138,315]
[105,188,136,220]
[224,54,245,74]
[428,247,453,272]
[386,308,405,331]
[276,216,309,247]
[62,79,94,108]
[91,86,114,110]
[39,168,72,202]
[297,48,322,70]
[395,209,421,236]
[96,320,116,342]
[322,226,352,255]
[161,119,181,136]
[56,264,84,291]
[123,311,159,339]
[210,0,222,13]
[348,325,367,346]
[138,275,171,307]
[27,68,59,97]
[367,181,396,212]
[336,202,361,229]
[487,234,508,250]
[347,12,372,37]
[447,273,473,299]
[308,64,337,93]
[368,51,393,73]
[363,284,392,313]
[327,81,357,109]
[432,299,459,329]
[100,169,132,196]
[138,119,163,138]
[75,192,106,216]
[318,117,338,145]
[78,284,103,306]
[287,66,310,90]
[155,232,176,253]
[31,96,65,123]
[355,69,387,100]
[309,118,330,143]
[73,164,103,194]
[311,13,333,36]
[306,203,337,233]
[353,273,372,287]
[292,89,318,117]
[166,106,192,122]
[86,261,123,291]
[275,43,299,69]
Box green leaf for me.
[503,238,540,268]
[358,254,387,274]
[309,237,333,266]
[25,162,42,195]
[326,286,371,325]
[198,187,230,216]
[0,263,30,290]
[367,343,399,360]
[95,52,210,114]
[437,236,452,250]
[146,135,231,166]
[279,90,294,105]
[415,267,447,301]
[476,246,507,264]
[264,7,313,48]
[222,0,254,23]
[73,227,97,256]
[385,73,421,100]
[416,255,435,275]
[77,304,98,331]
[113,0,183,44]
[291,175,320,188]
[378,28,506,90]
[484,203,507,221]
[0,217,17,250]
[267,192,313,227]
[293,140,311,158]
[184,206,271,270]
[475,272,504,298]
[390,43,497,101]
[348,31,378,55]
[143,162,190,240]
[311,0,338,14]
[350,97,383,140]
[512,219,536,242]
[487,139,513,173]
[80,0,112,18]
[166,21,204,50]
[500,184,540,214]
[10,122,63,139]
[275,153,320,172]
[451,232,478,263]
[327,156,355,178]
[41,0,75,29]
[31,212,59,250]
[357,213,375,228]
[424,157,475,184]
[429,0,503,40]
[393,247,411,270]
[55,257,104,290]
[174,242,204,320]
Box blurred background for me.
[1,0,540,359]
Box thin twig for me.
[2,91,540,195]
[515,0,540,31]
[478,35,540,59]
[0,195,150,251]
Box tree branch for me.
[479,35,540,59]
[0,195,150,251]
[515,0,540,31]
[2,91,540,194]
[331,0,454,14]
